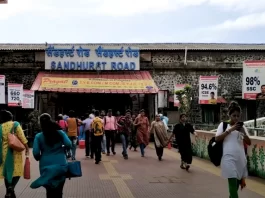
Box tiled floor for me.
[0,145,264,198]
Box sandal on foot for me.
[180,165,185,169]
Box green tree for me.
[175,85,192,118]
[28,110,41,137]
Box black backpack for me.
[207,122,228,166]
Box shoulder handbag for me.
[207,122,228,166]
[66,161,82,180]
[8,122,25,152]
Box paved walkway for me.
[0,145,264,198]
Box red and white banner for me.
[242,60,265,99]
[0,75,5,104]
[8,83,23,107]
[174,84,186,107]
[199,76,218,104]
[22,90,34,109]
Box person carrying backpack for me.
[215,103,251,198]
[91,110,104,164]
[227,101,248,190]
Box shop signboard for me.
[199,76,218,104]
[242,60,265,99]
[22,90,34,109]
[8,83,23,107]
[45,45,140,71]
[174,84,186,107]
[0,75,5,104]
[40,77,155,90]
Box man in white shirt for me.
[82,113,94,158]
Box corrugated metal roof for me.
[31,71,158,94]
[1,43,265,51]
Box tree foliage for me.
[175,84,193,116]
[28,110,41,137]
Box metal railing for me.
[245,127,265,137]
[194,124,219,131]
[194,124,265,137]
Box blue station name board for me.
[45,45,140,71]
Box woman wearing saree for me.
[134,109,150,157]
[150,114,169,161]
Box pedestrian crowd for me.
[0,101,251,198]
[61,108,166,163]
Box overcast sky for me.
[0,0,264,43]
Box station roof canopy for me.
[31,71,158,94]
[2,43,265,51]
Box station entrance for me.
[37,92,156,120]
[58,93,133,116]
[32,71,158,120]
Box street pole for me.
[254,99,257,128]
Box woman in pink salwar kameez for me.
[134,109,150,157]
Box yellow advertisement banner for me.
[41,77,156,90]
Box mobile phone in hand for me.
[236,122,244,131]
[237,122,244,127]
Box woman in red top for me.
[134,109,150,157]
[57,114,68,132]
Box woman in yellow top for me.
[0,110,29,198]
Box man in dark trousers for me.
[82,113,94,158]
[91,110,104,164]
